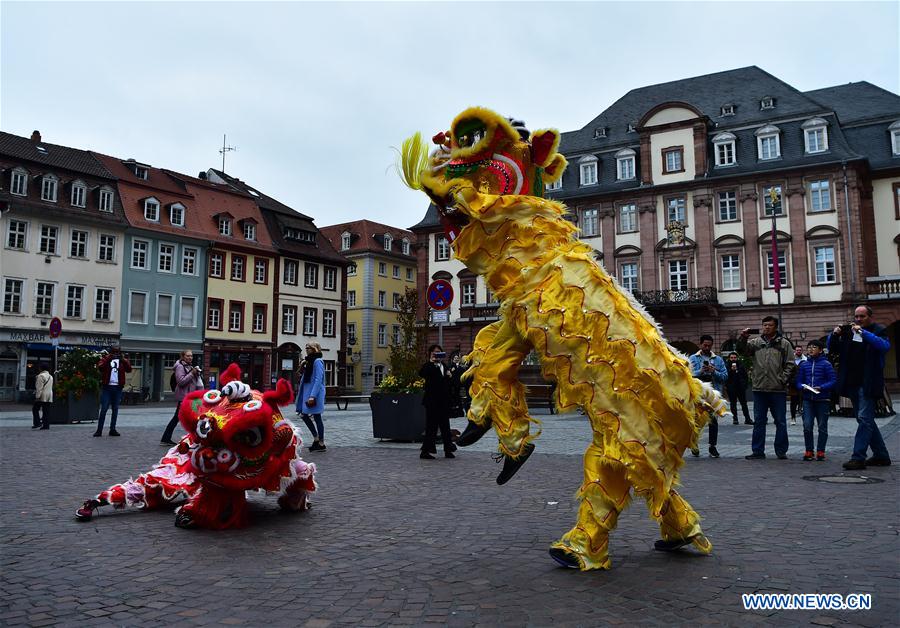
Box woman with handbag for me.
[296,342,327,451]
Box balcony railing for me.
[866,276,900,299]
[459,304,501,319]
[633,287,718,307]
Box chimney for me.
[31,130,41,143]
[198,171,208,180]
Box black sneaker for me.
[732,420,739,425]
[308,441,324,452]
[709,447,720,458]
[744,420,754,425]
[653,535,698,552]
[496,443,535,485]
[842,459,866,470]
[457,418,492,447]
[745,453,766,460]
[864,457,891,467]
[548,546,581,569]
[92,431,102,437]
[75,499,101,521]
[776,453,788,460]
[160,439,177,446]
[31,425,41,429]
[690,448,700,457]
[444,451,455,459]
[419,451,435,460]
[108,430,121,437]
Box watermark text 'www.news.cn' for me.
[742,593,872,611]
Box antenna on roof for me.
[219,134,237,172]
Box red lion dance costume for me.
[74,364,316,529]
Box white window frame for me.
[392,264,400,279]
[721,254,741,290]
[619,203,637,233]
[158,243,176,273]
[209,252,223,278]
[766,249,789,288]
[155,293,175,326]
[69,229,88,259]
[7,220,28,250]
[304,263,318,288]
[436,235,450,261]
[579,156,598,186]
[391,324,401,346]
[282,305,296,334]
[41,175,58,202]
[664,148,683,173]
[229,303,244,332]
[383,233,392,251]
[231,255,245,281]
[252,305,266,333]
[392,292,400,310]
[181,247,198,275]
[10,168,28,196]
[179,296,197,327]
[668,260,688,291]
[760,97,775,110]
[99,187,114,212]
[545,178,562,192]
[144,197,160,222]
[341,232,351,251]
[34,281,55,317]
[254,259,267,284]
[406,267,413,281]
[323,309,335,337]
[401,238,410,255]
[207,300,222,330]
[756,125,781,160]
[284,259,298,285]
[324,266,337,290]
[243,222,256,241]
[462,283,475,306]
[717,191,738,221]
[891,122,900,156]
[302,308,316,335]
[619,262,638,293]
[94,287,114,321]
[374,364,385,386]
[762,185,784,217]
[169,203,185,227]
[218,216,232,236]
[70,181,87,208]
[347,290,356,307]
[804,125,828,154]
[39,225,59,255]
[377,324,387,347]
[98,234,116,262]
[713,132,737,167]
[64,284,85,319]
[378,290,386,308]
[378,261,386,276]
[2,278,24,314]
[347,263,357,277]
[615,149,636,181]
[809,179,832,212]
[814,246,837,284]
[666,197,686,224]
[581,208,599,237]
[131,239,150,270]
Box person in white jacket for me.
[32,363,54,430]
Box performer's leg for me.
[549,445,630,571]
[279,459,317,512]
[176,484,248,529]
[651,488,712,554]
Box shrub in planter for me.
[48,348,102,423]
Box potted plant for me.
[370,287,427,440]
[46,348,102,424]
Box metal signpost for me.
[48,317,62,375]
[426,279,454,347]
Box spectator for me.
[448,353,468,418]
[296,342,326,452]
[688,334,727,458]
[738,316,793,460]
[160,350,204,446]
[32,362,53,430]
[795,340,837,461]
[95,347,132,437]
[828,306,892,470]
[788,346,807,426]
[725,352,753,426]
[419,344,454,459]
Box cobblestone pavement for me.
[1,404,898,626]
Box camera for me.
[747,328,760,335]
[697,360,714,382]
[434,351,447,359]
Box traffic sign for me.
[48,317,62,339]
[431,310,449,323]
[426,279,454,311]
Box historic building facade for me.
[320,220,416,393]
[1,132,128,401]
[411,67,900,385]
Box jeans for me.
[301,413,324,443]
[751,391,788,456]
[790,394,803,420]
[706,413,718,447]
[97,385,124,432]
[32,401,49,428]
[161,399,183,443]
[728,387,750,421]
[802,400,830,452]
[848,386,891,462]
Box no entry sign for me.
[426,279,453,311]
[48,317,62,339]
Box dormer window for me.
[41,174,58,202]
[143,197,160,221]
[341,232,351,251]
[70,181,87,207]
[713,132,737,167]
[593,127,607,139]
[662,147,684,174]
[401,238,410,255]
[802,118,829,154]
[579,155,598,186]
[545,178,562,192]
[218,216,232,236]
[98,187,114,212]
[888,121,900,156]
[169,203,185,227]
[242,222,256,241]
[10,167,28,196]
[615,149,636,181]
[760,96,775,110]
[134,165,148,179]
[755,125,781,160]
[627,123,636,133]
[383,233,392,251]
[720,104,735,116]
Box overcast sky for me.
[2,1,898,230]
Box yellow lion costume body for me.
[401,107,726,570]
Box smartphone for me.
[434,351,447,359]
[747,328,760,335]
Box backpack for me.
[169,362,181,392]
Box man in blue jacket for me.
[795,340,837,461]
[827,306,892,470]
[688,334,728,458]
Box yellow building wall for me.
[206,249,276,342]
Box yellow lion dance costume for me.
[401,108,728,571]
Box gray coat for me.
[737,334,793,393]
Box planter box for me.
[370,392,426,441]
[45,391,100,424]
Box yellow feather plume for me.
[396,132,429,191]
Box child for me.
[795,340,837,461]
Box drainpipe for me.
[841,161,857,298]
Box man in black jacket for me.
[827,306,892,470]
[419,345,455,459]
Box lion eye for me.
[196,418,213,439]
[236,427,263,447]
